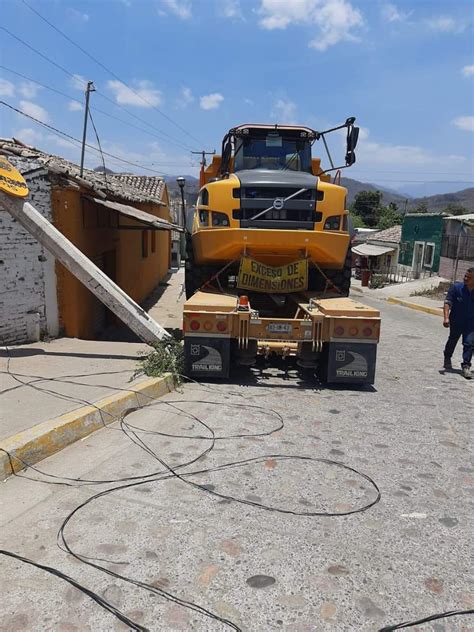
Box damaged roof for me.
[0,138,166,206]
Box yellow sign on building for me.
[0,156,29,198]
[237,256,308,293]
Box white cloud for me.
[0,79,15,97]
[19,100,49,124]
[70,74,88,91]
[426,15,465,33]
[462,65,474,77]
[161,0,192,19]
[19,81,41,99]
[68,100,83,111]
[177,86,194,108]
[219,0,243,19]
[271,98,297,123]
[353,129,466,167]
[68,8,90,22]
[381,3,411,23]
[452,116,474,132]
[107,80,163,107]
[244,98,254,105]
[13,128,43,145]
[200,93,224,110]
[258,0,364,52]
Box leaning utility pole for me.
[80,81,95,177]
[0,156,171,345]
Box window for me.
[151,230,156,253]
[142,230,148,258]
[423,242,435,268]
[234,133,312,173]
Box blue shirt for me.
[445,282,474,331]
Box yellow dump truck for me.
[183,118,381,384]
[185,118,359,298]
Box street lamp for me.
[176,176,186,229]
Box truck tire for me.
[308,249,352,296]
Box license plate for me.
[268,323,292,334]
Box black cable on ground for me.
[0,550,148,631]
[378,608,474,631]
[1,343,381,630]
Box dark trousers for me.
[444,325,474,367]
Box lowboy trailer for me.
[183,291,380,385]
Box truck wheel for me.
[309,250,352,296]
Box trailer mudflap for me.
[324,342,377,384]
[184,336,230,378]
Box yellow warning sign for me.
[237,256,308,293]
[0,156,29,198]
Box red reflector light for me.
[334,325,344,336]
[204,321,212,331]
[349,326,358,336]
[190,320,200,331]
[363,327,373,337]
[216,320,227,332]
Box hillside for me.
[405,187,474,213]
[96,166,473,213]
[340,177,410,207]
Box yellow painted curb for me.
[387,297,443,317]
[0,374,174,480]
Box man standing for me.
[443,267,474,379]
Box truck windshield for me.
[234,134,312,173]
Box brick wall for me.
[0,158,59,344]
[439,257,472,282]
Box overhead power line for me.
[20,0,206,147]
[0,100,172,176]
[0,28,197,152]
[0,65,193,152]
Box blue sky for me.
[0,0,473,196]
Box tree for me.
[351,213,367,228]
[377,202,403,230]
[443,203,470,216]
[410,201,429,214]
[351,190,383,227]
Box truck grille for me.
[233,208,322,223]
[242,187,320,201]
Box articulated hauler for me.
[182,118,380,384]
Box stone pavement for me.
[1,297,473,631]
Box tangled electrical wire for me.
[0,346,472,631]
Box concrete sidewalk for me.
[351,275,446,317]
[0,337,175,478]
[0,269,187,477]
[0,338,149,440]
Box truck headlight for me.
[324,215,341,230]
[212,212,230,226]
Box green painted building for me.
[398,214,444,276]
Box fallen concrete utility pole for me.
[0,191,171,345]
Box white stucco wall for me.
[0,158,59,344]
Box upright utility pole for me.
[191,149,216,169]
[80,81,95,177]
[192,149,216,187]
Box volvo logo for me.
[272,197,285,210]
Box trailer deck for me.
[183,290,380,384]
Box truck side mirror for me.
[345,126,359,165]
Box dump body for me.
[183,290,380,384]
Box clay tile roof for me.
[368,225,402,244]
[110,174,166,203]
[0,138,166,205]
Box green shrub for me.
[134,338,184,385]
